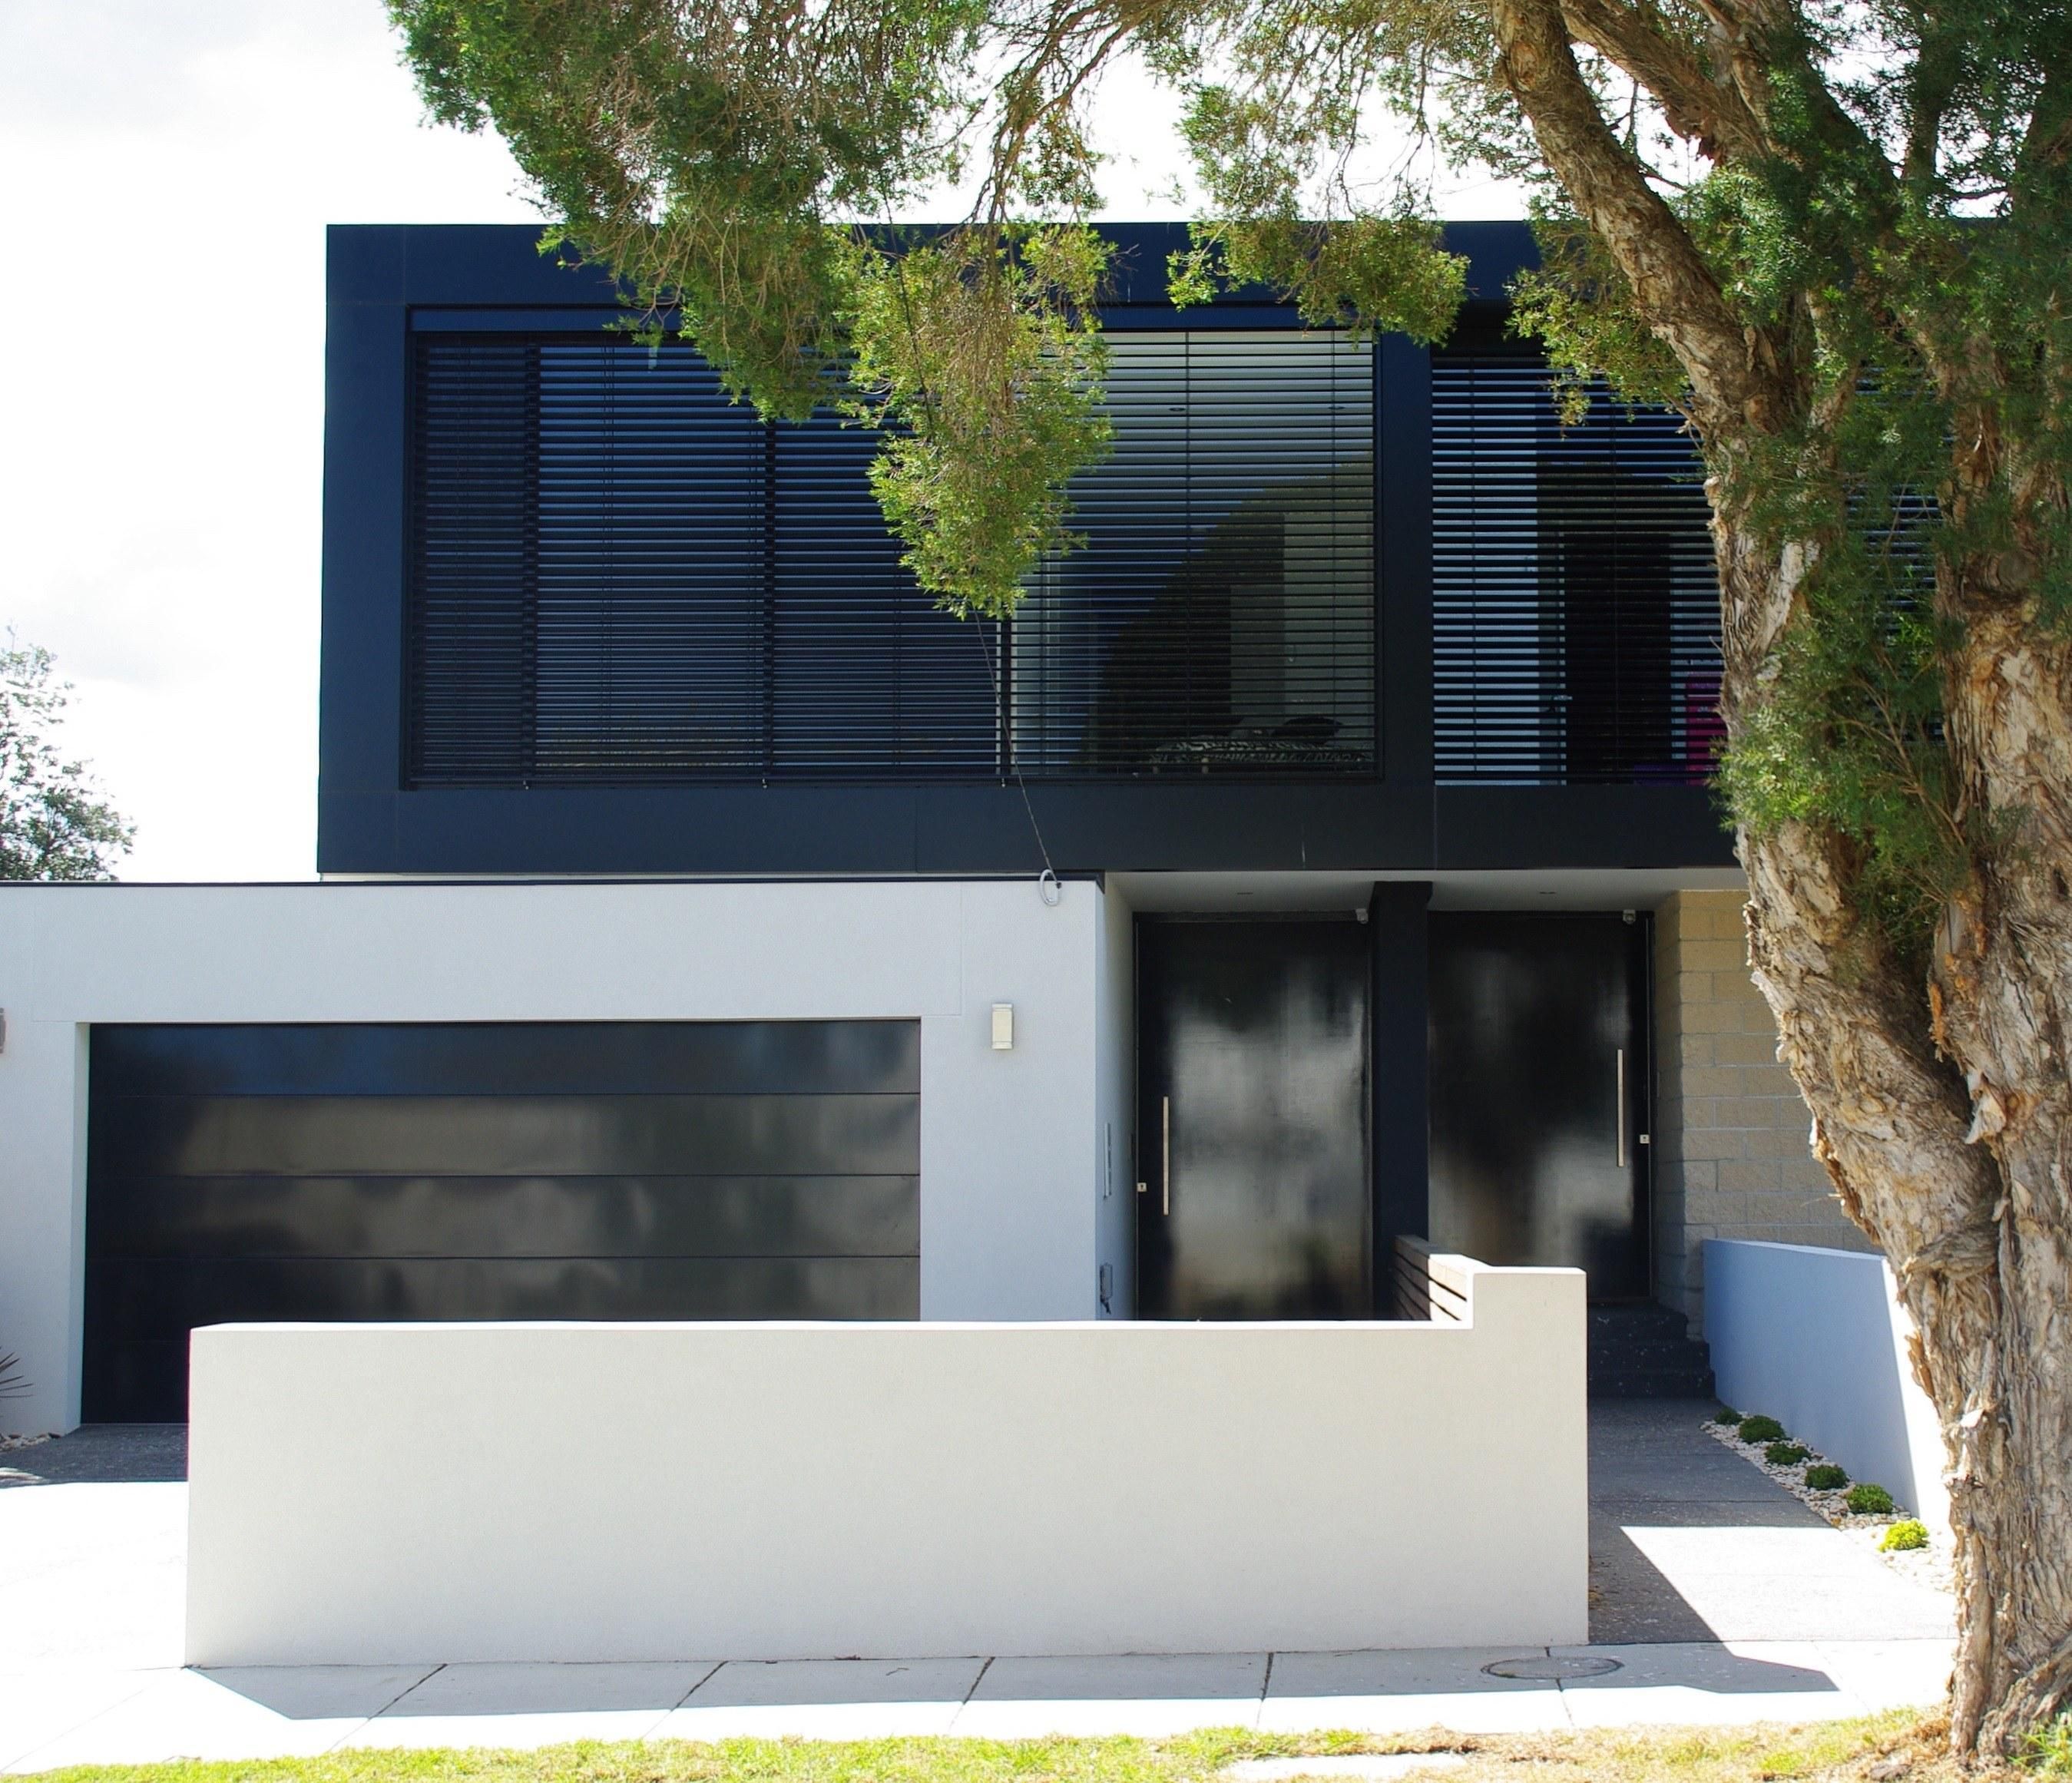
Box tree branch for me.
[1489,0,1792,433]
[1554,0,1765,163]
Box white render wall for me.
[186,1263,1587,1665]
[0,878,1111,1434]
[1705,1239,1948,1530]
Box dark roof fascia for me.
[327,220,1540,319]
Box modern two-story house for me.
[0,221,1874,1432]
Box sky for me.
[0,5,1518,882]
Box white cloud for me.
[0,0,533,881]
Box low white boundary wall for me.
[1704,1239,1948,1530]
[187,1265,1587,1665]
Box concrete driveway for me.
[0,1407,1954,1770]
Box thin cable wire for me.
[973,617,1061,896]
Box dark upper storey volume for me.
[319,223,1735,878]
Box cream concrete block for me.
[1717,1163,1784,1194]
[1713,1097,1794,1130]
[1671,1033,1713,1067]
[1679,1001,1744,1035]
[1680,1129,1746,1161]
[1681,940,1751,973]
[1682,1067,1746,1099]
[1673,971,1720,1005]
[1744,1123,1815,1161]
[1713,1031,1785,1067]
[1739,998,1788,1032]
[1780,1159,1839,1193]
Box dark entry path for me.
[1588,1399,1953,1643]
[0,1424,186,1487]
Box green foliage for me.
[1713,1406,1741,1425]
[2030,1712,2072,1775]
[1804,1463,1850,1490]
[839,227,1113,617]
[1847,1482,1898,1515]
[1765,1441,1811,1466]
[0,639,132,882]
[1881,1517,1930,1551]
[1737,1415,1787,1444]
[1167,217,1467,344]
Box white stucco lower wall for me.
[0,878,1109,1434]
[1704,1239,1948,1530]
[186,1262,1586,1665]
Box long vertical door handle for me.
[1616,1047,1627,1169]
[1161,1095,1171,1216]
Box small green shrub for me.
[1804,1463,1849,1490]
[2027,1712,2072,1775]
[1846,1482,1897,1515]
[1737,1414,1787,1443]
[1765,1441,1810,1465]
[1880,1518,1929,1552]
[1713,1405,1741,1424]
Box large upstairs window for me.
[405,328,1378,786]
[1014,330,1375,774]
[410,336,996,786]
[1430,342,1722,785]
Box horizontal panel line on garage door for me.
[88,1021,921,1097]
[89,1094,919,1177]
[88,1251,920,1261]
[85,1256,922,1339]
[87,1174,918,1260]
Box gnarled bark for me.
[1717,522,2072,1756]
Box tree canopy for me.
[0,639,133,882]
[389,0,2072,1752]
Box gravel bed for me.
[1701,1414,1954,1595]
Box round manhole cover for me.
[1482,1656,1624,1681]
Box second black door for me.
[1428,914,1650,1298]
[1137,919,1371,1318]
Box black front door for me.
[1428,914,1650,1299]
[1137,919,1371,1318]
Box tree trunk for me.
[1719,518,2072,1755]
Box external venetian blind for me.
[408,333,996,786]
[1431,349,1721,785]
[1012,329,1376,776]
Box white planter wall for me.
[0,879,1121,1434]
[186,1262,1587,1665]
[1704,1239,1948,1530]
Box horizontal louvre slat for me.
[1432,352,1722,786]
[1014,332,1376,776]
[408,335,998,786]
[774,414,999,776]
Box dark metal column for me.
[1370,880,1433,1281]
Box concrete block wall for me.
[1653,889,1874,1331]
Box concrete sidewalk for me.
[0,1408,1955,1771]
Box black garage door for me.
[84,1021,919,1421]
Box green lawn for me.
[22,1712,2060,1783]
